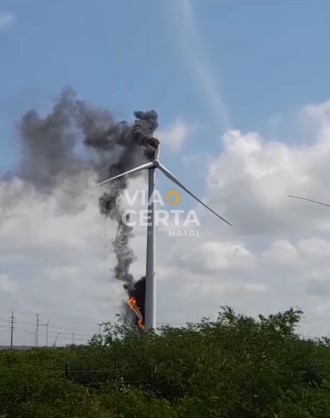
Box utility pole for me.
[72,331,75,345]
[34,314,40,347]
[9,311,15,349]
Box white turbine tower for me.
[70,145,232,330]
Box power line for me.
[16,320,36,325]
[0,310,194,347]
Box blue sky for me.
[1,0,330,170]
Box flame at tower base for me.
[126,276,146,330]
[127,297,145,330]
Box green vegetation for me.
[1,307,330,417]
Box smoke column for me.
[12,88,158,328]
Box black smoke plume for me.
[13,88,158,328]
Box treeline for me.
[0,307,330,417]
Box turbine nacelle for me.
[152,159,160,169]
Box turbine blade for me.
[155,144,160,160]
[158,163,232,226]
[69,161,154,200]
[288,194,330,208]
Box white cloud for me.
[150,99,330,335]
[0,274,17,293]
[0,177,124,344]
[0,12,15,32]
[243,282,266,293]
[177,241,255,273]
[205,122,330,236]
[158,120,191,152]
[4,100,330,342]
[177,101,330,336]
[261,240,297,264]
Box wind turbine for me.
[70,145,232,330]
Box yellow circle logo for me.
[165,190,181,206]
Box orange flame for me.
[127,297,145,330]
